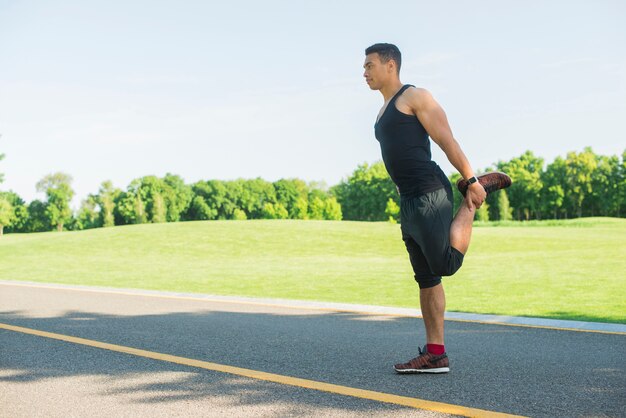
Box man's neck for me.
[380,80,404,101]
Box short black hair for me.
[365,43,401,73]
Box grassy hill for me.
[1,218,624,323]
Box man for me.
[363,43,510,373]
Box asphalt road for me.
[1,282,624,417]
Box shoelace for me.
[406,346,429,365]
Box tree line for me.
[0,147,624,234]
[0,175,342,234]
[335,147,625,222]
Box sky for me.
[1,0,625,208]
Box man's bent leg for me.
[450,200,475,255]
[420,283,446,345]
[410,187,465,277]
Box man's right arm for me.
[406,88,486,208]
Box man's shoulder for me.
[400,86,434,109]
[404,85,432,99]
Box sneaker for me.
[456,171,512,197]
[394,346,450,374]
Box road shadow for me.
[1,307,625,417]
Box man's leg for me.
[395,191,452,373]
[419,195,472,349]
[420,283,445,345]
[395,275,450,373]
[449,199,475,255]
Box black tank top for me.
[374,84,449,197]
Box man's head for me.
[363,43,401,90]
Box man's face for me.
[363,53,391,90]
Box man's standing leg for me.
[420,284,446,345]
[420,199,474,348]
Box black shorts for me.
[400,186,464,289]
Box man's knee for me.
[429,247,464,277]
[414,275,442,289]
[430,263,460,277]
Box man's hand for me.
[465,182,486,210]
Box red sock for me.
[427,343,445,355]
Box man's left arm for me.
[407,88,486,208]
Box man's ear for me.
[387,60,396,74]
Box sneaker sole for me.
[393,367,450,374]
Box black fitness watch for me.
[467,176,479,185]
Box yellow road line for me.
[0,322,525,418]
[1,281,624,335]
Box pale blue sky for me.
[1,0,625,207]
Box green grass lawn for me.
[1,218,624,323]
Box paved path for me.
[1,282,624,417]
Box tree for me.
[130,176,163,223]
[497,190,513,221]
[497,151,544,220]
[120,175,193,224]
[307,188,342,221]
[97,181,119,227]
[262,202,289,219]
[0,196,15,235]
[75,195,100,230]
[0,191,28,233]
[186,180,229,220]
[616,150,626,216]
[385,198,399,223]
[476,201,490,222]
[307,188,327,219]
[323,197,342,220]
[232,208,247,220]
[448,173,464,215]
[274,179,309,219]
[113,191,137,225]
[541,156,567,219]
[114,187,148,225]
[0,151,4,184]
[0,135,5,184]
[332,161,397,221]
[589,154,620,217]
[152,193,167,223]
[308,197,326,220]
[275,203,290,219]
[36,172,74,232]
[292,197,308,220]
[564,148,597,218]
[25,200,49,232]
[188,195,214,220]
[236,178,277,219]
[135,193,147,224]
[221,180,243,219]
[163,173,193,222]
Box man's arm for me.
[406,88,486,209]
